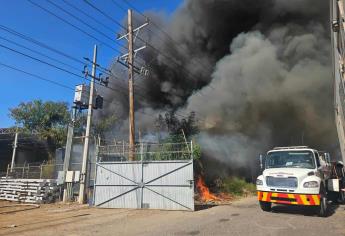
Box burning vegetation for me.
[195,175,255,204]
[196,176,221,202]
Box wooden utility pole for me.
[79,44,97,204]
[128,9,135,161]
[117,10,149,161]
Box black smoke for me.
[99,0,338,179]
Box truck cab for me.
[256,146,331,216]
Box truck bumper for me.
[257,191,320,206]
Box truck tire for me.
[259,201,271,212]
[316,187,328,217]
[339,190,345,204]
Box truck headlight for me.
[303,181,319,188]
[256,179,263,185]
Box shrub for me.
[41,165,55,179]
[221,177,256,196]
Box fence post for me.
[122,140,125,160]
[39,164,43,179]
[27,164,30,179]
[191,140,193,160]
[22,163,25,179]
[140,143,144,162]
[6,164,9,178]
[95,139,99,163]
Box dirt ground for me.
[1,197,345,236]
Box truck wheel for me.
[317,189,328,217]
[259,201,271,212]
[339,190,345,204]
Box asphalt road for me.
[1,197,345,236]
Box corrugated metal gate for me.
[93,143,194,211]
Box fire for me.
[196,176,220,202]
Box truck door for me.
[316,152,331,179]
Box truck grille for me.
[266,176,297,188]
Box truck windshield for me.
[266,151,315,169]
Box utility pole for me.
[128,9,135,161]
[10,130,18,172]
[79,45,97,204]
[117,10,149,161]
[63,108,76,202]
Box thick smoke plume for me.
[99,0,338,179]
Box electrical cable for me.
[27,0,122,55]
[62,0,115,34]
[0,24,85,65]
[46,0,128,52]
[0,61,74,90]
[0,35,81,73]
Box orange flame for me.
[196,176,220,202]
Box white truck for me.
[256,146,345,217]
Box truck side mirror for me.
[259,154,264,170]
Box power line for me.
[61,0,115,34]
[1,3,148,90]
[0,60,124,107]
[27,0,122,55]
[83,0,124,30]
[46,0,128,52]
[0,41,126,96]
[78,2,173,70]
[0,24,124,86]
[0,61,74,90]
[80,0,146,67]
[110,0,127,12]
[0,35,81,73]
[0,24,85,65]
[0,36,147,103]
[28,0,145,70]
[0,42,85,80]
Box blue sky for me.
[0,0,182,127]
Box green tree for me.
[93,115,117,141]
[155,111,201,160]
[159,111,199,142]
[9,100,70,159]
[73,113,117,142]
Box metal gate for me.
[93,143,194,211]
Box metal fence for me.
[98,142,193,162]
[4,162,62,179]
[3,161,95,181]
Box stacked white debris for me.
[0,179,59,203]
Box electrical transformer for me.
[74,84,90,109]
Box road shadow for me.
[271,202,339,217]
[194,203,217,211]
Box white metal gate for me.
[93,160,194,210]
